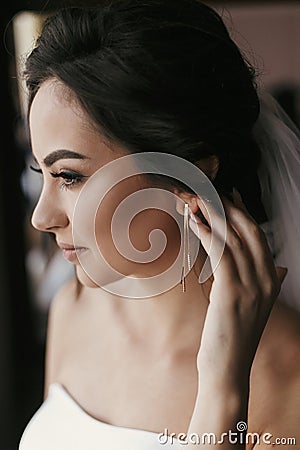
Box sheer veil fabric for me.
[254,91,300,312]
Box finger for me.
[232,188,250,215]
[189,214,239,286]
[192,197,229,269]
[188,212,213,256]
[198,196,260,288]
[220,195,276,274]
[197,196,257,287]
[196,196,226,239]
[220,195,283,302]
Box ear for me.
[173,155,220,215]
[173,190,199,215]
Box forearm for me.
[185,376,250,449]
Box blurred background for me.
[1,1,300,448]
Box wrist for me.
[197,380,249,409]
[198,370,250,396]
[197,353,251,394]
[188,382,249,443]
[194,371,250,425]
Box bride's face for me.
[29,80,181,290]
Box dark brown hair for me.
[25,0,267,222]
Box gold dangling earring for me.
[180,203,191,292]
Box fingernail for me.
[189,212,201,223]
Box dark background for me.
[1,1,300,449]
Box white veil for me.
[253,91,300,312]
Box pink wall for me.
[209,2,300,89]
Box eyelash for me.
[29,165,85,190]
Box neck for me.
[87,245,210,355]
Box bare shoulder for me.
[248,299,300,447]
[43,277,79,399]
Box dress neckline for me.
[49,382,180,441]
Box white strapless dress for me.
[19,383,183,449]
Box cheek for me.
[74,177,143,287]
[72,172,181,290]
[93,178,143,273]
[93,186,181,278]
[94,202,129,276]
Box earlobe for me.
[174,189,199,215]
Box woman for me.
[19,1,300,449]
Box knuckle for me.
[249,223,263,238]
[247,291,261,307]
[265,278,280,299]
[229,235,243,250]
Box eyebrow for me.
[43,149,89,167]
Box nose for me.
[31,188,69,232]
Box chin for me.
[75,265,100,288]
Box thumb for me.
[276,266,288,285]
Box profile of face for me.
[29,80,186,293]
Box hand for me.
[189,191,287,387]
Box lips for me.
[57,242,88,263]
